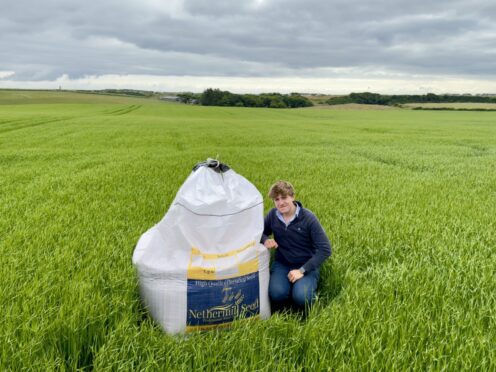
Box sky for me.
[1,0,496,94]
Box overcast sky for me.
[1,0,496,93]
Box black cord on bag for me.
[192,158,231,173]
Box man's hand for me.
[264,239,278,249]
[288,269,303,283]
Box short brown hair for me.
[268,180,295,199]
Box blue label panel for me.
[187,272,260,327]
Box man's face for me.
[273,194,295,215]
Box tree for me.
[200,88,225,106]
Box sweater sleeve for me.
[260,210,273,244]
[301,215,331,273]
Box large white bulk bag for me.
[133,159,271,334]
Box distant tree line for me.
[176,92,201,104]
[326,92,496,106]
[177,89,313,108]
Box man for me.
[261,180,331,309]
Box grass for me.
[1,90,495,370]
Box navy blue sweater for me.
[261,201,331,273]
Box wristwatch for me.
[298,267,306,275]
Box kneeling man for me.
[262,181,331,309]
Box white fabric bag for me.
[133,159,271,334]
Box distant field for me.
[310,103,398,110]
[1,90,495,370]
[0,89,162,105]
[302,94,341,105]
[404,102,496,109]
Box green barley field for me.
[1,90,495,370]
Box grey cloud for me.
[1,0,496,82]
[182,0,261,16]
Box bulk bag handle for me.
[192,158,230,173]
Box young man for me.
[261,180,331,309]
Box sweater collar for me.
[275,201,301,225]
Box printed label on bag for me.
[186,272,260,330]
[185,242,260,331]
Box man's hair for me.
[268,180,295,199]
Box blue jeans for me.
[269,260,320,308]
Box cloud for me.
[0,71,15,79]
[1,0,496,92]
